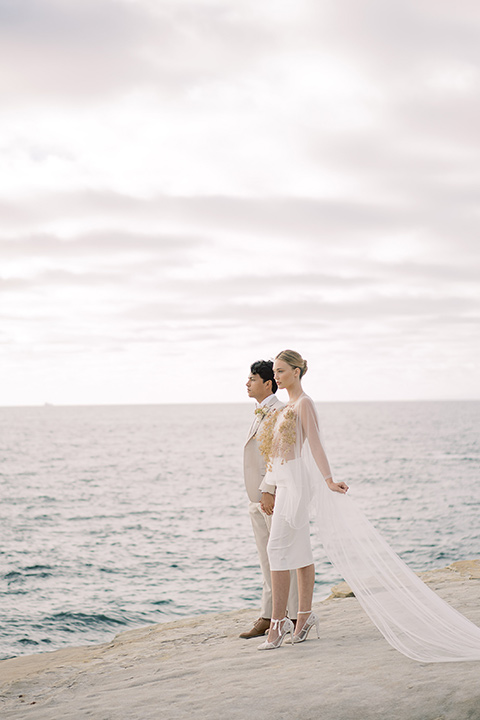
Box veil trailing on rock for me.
[263,394,480,663]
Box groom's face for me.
[246,373,270,402]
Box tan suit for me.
[243,395,298,619]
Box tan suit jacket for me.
[243,395,284,503]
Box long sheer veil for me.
[297,397,480,663]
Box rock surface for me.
[1,560,480,720]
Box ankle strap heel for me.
[257,617,294,651]
[293,612,320,644]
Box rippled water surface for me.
[1,401,479,659]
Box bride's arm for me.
[299,397,348,494]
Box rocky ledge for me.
[1,559,480,720]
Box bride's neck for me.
[287,384,303,403]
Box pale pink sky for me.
[1,0,479,405]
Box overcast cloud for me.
[0,0,479,405]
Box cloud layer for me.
[1,0,479,404]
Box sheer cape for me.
[262,393,480,663]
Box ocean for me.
[1,400,479,661]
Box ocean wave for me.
[45,612,129,630]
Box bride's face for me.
[273,359,299,389]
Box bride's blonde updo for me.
[275,349,308,378]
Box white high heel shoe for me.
[257,617,294,650]
[292,610,320,643]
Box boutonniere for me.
[255,406,270,418]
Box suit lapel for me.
[246,414,261,443]
[245,397,279,444]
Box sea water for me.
[1,401,479,660]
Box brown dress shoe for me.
[239,617,271,639]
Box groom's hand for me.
[260,492,275,515]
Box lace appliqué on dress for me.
[259,407,297,471]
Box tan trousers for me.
[248,501,299,619]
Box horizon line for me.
[1,397,479,410]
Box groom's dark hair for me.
[250,360,278,394]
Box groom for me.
[239,359,298,639]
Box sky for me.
[1,0,479,406]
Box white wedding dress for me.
[259,393,480,663]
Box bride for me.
[256,349,480,662]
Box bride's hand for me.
[326,478,349,494]
[260,492,275,515]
